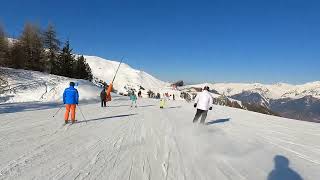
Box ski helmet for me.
[70,82,75,87]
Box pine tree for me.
[20,23,45,71]
[85,60,93,81]
[57,40,75,77]
[10,42,26,69]
[0,25,9,67]
[43,23,60,73]
[74,55,93,81]
[74,55,86,79]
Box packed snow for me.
[0,98,319,179]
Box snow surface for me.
[189,82,320,100]
[0,67,100,104]
[84,56,169,93]
[0,98,319,180]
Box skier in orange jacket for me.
[106,83,113,102]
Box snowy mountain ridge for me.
[189,82,320,100]
[84,55,169,93]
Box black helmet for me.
[70,82,75,87]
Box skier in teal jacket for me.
[130,91,138,108]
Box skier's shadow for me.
[268,155,303,180]
[138,105,155,108]
[206,118,230,125]
[107,105,131,107]
[106,104,155,108]
[167,106,182,109]
[75,113,137,124]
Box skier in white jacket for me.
[193,86,213,124]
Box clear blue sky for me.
[1,0,320,84]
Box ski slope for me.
[0,98,319,180]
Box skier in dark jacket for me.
[63,82,79,124]
[100,89,107,107]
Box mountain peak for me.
[83,55,168,93]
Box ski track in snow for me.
[0,98,320,180]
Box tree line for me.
[0,23,93,81]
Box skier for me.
[100,88,107,107]
[160,98,165,109]
[106,84,112,102]
[173,94,175,101]
[63,82,79,124]
[130,91,138,108]
[138,90,142,98]
[193,86,213,124]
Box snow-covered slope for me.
[84,56,169,93]
[0,98,319,179]
[0,67,100,104]
[189,82,320,100]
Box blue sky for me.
[1,0,320,84]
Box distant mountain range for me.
[188,83,320,122]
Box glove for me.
[209,107,213,110]
[194,103,197,108]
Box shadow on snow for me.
[206,118,231,125]
[167,106,182,109]
[0,99,100,114]
[268,155,303,180]
[0,102,60,114]
[105,104,155,108]
[75,113,137,124]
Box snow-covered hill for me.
[0,98,319,179]
[84,56,169,93]
[0,67,100,104]
[0,55,170,104]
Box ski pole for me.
[52,106,63,118]
[77,105,87,121]
[111,56,124,84]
